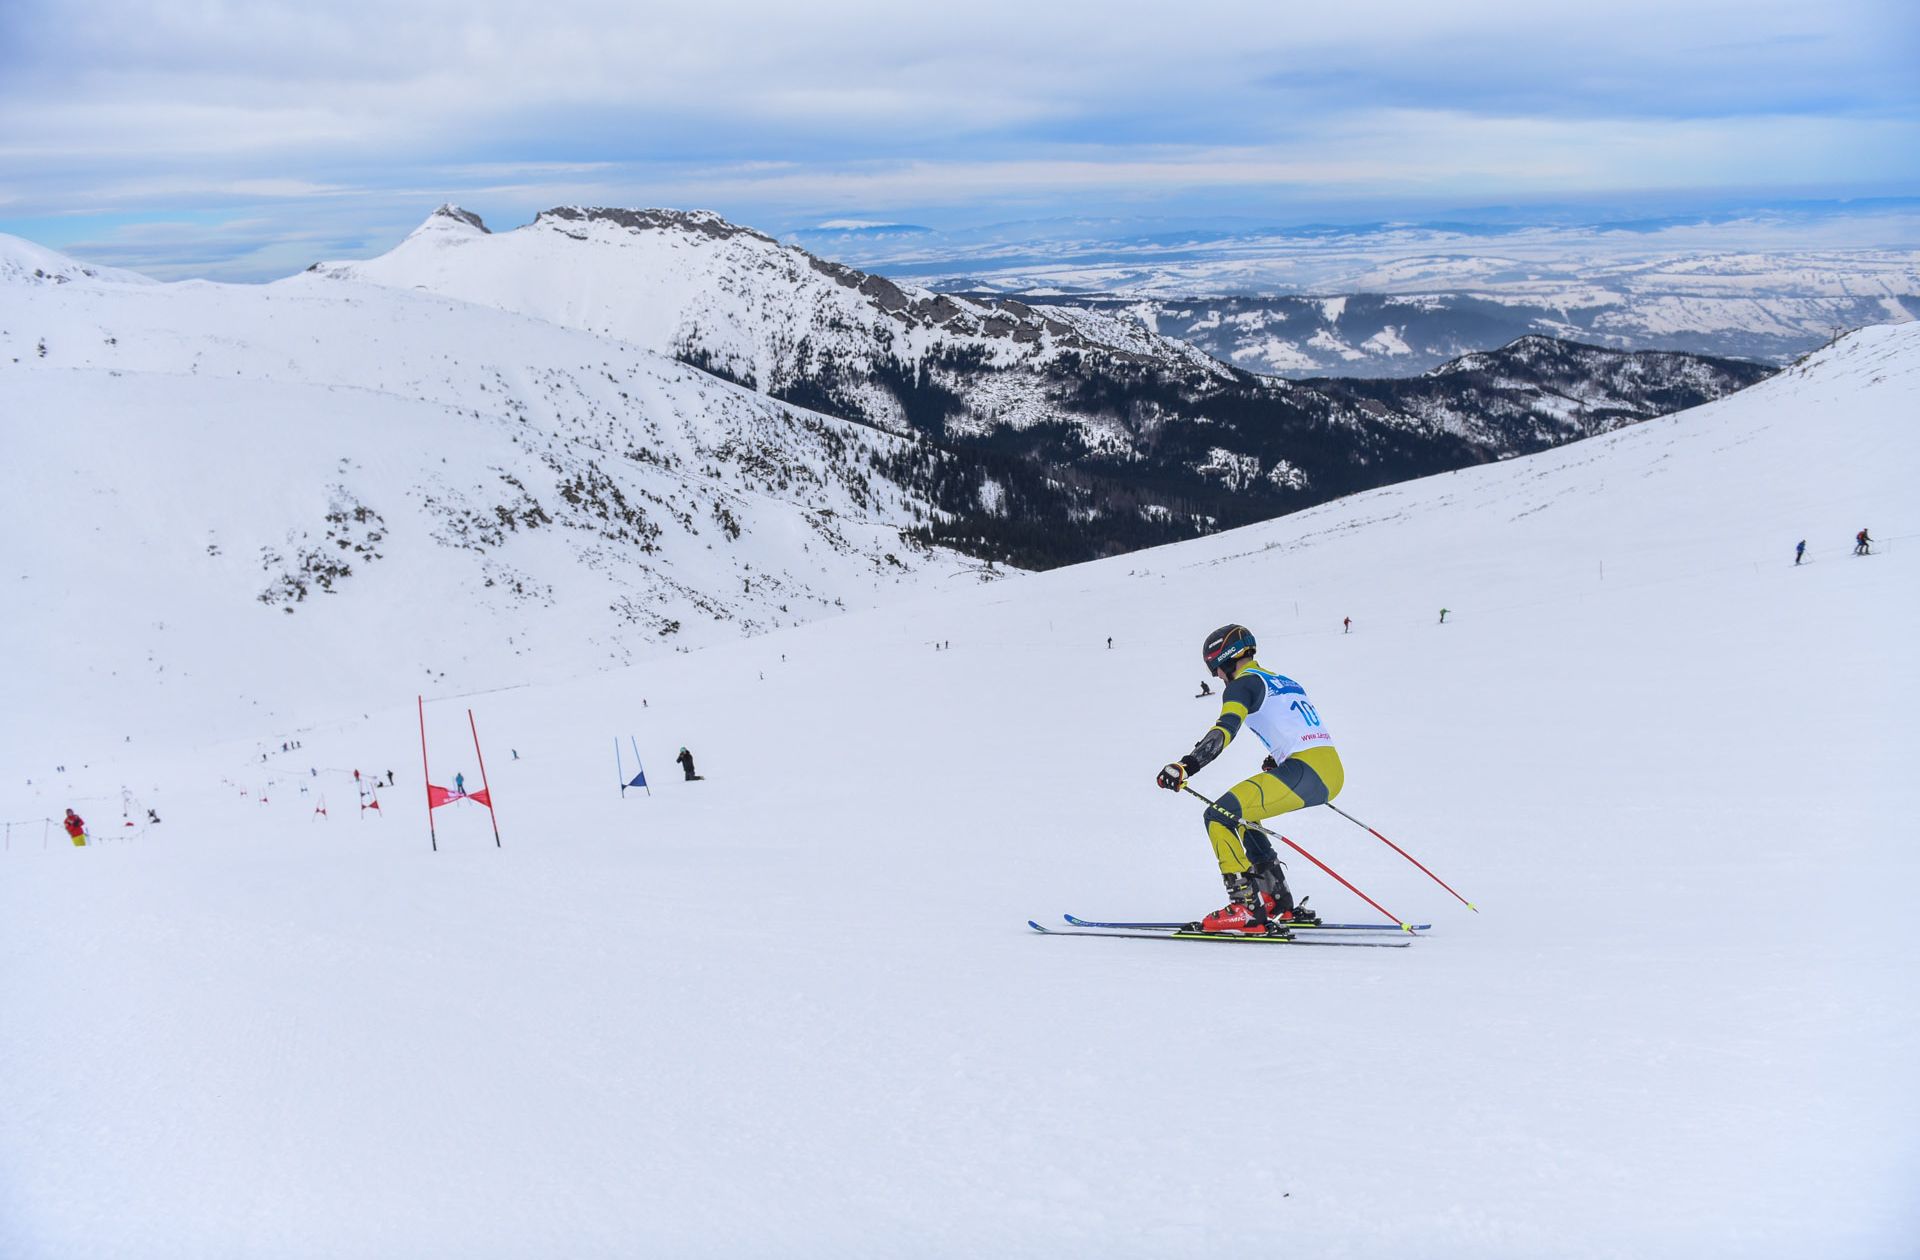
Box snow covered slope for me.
[0,235,990,762]
[2,323,1913,1257]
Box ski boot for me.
[1190,872,1288,936]
[1250,860,1317,924]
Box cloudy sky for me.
[2,0,1915,279]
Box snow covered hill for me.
[3,314,1912,1257]
[316,206,1770,566]
[0,234,993,762]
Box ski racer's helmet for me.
[1202,624,1256,678]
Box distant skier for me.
[1854,528,1872,556]
[1794,540,1806,565]
[386,770,395,787]
[676,747,703,782]
[63,808,88,848]
[1155,624,1341,935]
[1438,608,1450,624]
[1343,616,1352,634]
[1107,637,1113,650]
[453,772,466,796]
[146,808,161,824]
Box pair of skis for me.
[1030,914,1427,948]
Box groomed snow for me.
[2,325,1915,1257]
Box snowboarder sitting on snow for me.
[676,747,703,781]
[63,808,88,847]
[1156,624,1343,935]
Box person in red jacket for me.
[63,808,88,847]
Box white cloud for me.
[2,0,1912,274]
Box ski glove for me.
[1156,762,1188,791]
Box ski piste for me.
[1029,922,1413,948]
[1064,914,1429,933]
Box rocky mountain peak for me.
[532,206,778,246]
[427,204,491,234]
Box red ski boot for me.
[1190,872,1286,936]
[1198,901,1282,935]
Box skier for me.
[1156,624,1342,935]
[454,772,466,796]
[1343,616,1351,634]
[1854,528,1872,556]
[1795,540,1806,565]
[386,770,395,787]
[63,808,88,847]
[1438,608,1449,624]
[676,747,703,782]
[146,808,161,824]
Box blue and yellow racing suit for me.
[1179,659,1344,873]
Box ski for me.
[1029,921,1412,948]
[1064,914,1428,933]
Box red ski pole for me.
[1324,802,1478,912]
[1182,785,1414,932]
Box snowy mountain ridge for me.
[316,206,1772,566]
[317,203,1234,410]
[0,233,155,288]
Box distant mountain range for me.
[1012,289,1913,378]
[315,205,1773,567]
[788,212,1920,377]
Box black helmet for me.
[1202,624,1255,678]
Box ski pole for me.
[1180,784,1415,932]
[1324,802,1478,912]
